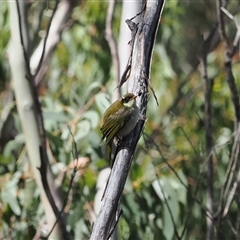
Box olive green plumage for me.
[100,93,139,161]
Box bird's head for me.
[120,93,137,108]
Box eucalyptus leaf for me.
[43,111,68,122]
[3,133,25,156]
[88,131,101,147]
[75,120,91,141]
[61,126,70,140]
[152,179,168,201]
[82,110,99,128]
[18,179,35,209]
[216,127,231,149]
[1,172,22,216]
[163,202,174,240]
[1,189,21,216]
[95,92,110,114]
[82,82,102,102]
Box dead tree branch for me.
[30,0,76,85]
[215,2,240,238]
[89,1,165,239]
[200,39,214,240]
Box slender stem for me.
[105,0,121,100]
[201,55,214,240]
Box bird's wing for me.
[100,107,132,146]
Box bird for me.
[100,93,139,162]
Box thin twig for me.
[164,23,218,118]
[172,114,199,157]
[117,19,138,89]
[215,126,240,222]
[143,133,210,238]
[223,129,240,200]
[217,2,240,123]
[227,219,237,236]
[31,0,76,85]
[236,193,240,238]
[222,175,238,219]
[143,132,227,239]
[153,169,181,240]
[38,147,70,240]
[105,0,120,98]
[143,133,187,188]
[47,127,79,238]
[200,51,214,240]
[32,0,46,47]
[34,0,59,78]
[216,1,240,238]
[200,26,217,239]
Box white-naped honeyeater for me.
[100,93,139,163]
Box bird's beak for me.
[132,95,137,100]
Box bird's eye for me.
[121,94,135,103]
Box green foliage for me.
[1,0,240,239]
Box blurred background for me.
[1,0,240,239]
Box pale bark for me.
[90,1,165,239]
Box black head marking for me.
[121,93,136,104]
